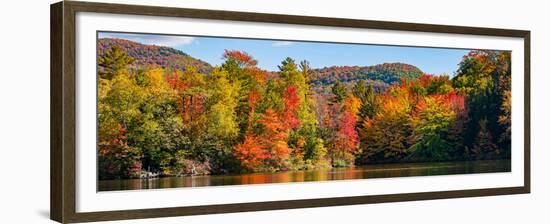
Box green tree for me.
[204,67,242,173]
[132,68,185,175]
[452,50,511,159]
[221,51,266,139]
[98,46,135,80]
[331,81,346,103]
[408,96,455,161]
[355,82,380,120]
[279,57,328,169]
[471,119,499,159]
[299,60,311,81]
[98,125,142,179]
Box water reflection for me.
[98,160,510,191]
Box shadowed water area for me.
[98,159,510,191]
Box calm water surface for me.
[98,160,510,191]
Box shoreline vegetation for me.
[97,38,511,181]
[135,158,511,180]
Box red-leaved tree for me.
[283,85,301,129]
[233,134,269,171]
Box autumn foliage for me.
[223,49,258,67]
[234,134,269,170]
[97,40,511,179]
[283,85,301,129]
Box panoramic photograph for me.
[96,32,511,191]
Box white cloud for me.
[99,33,194,47]
[272,41,294,47]
[143,36,194,47]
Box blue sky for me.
[99,32,471,76]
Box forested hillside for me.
[98,38,213,74]
[99,38,422,93]
[309,63,423,85]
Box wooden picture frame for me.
[51,1,530,223]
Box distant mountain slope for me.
[98,38,424,92]
[309,63,424,86]
[98,38,213,74]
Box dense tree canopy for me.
[97,43,511,180]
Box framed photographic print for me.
[50,1,530,223]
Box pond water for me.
[98,159,510,191]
